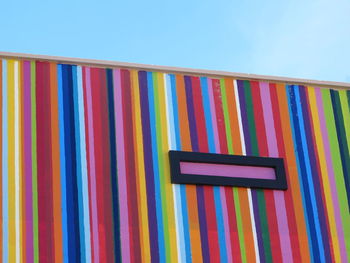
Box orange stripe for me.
[238,188,256,263]
[175,75,203,262]
[224,78,242,154]
[275,84,311,262]
[50,63,63,263]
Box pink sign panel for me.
[180,162,276,180]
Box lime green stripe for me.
[152,72,171,261]
[30,61,39,263]
[220,79,247,259]
[220,79,234,153]
[321,89,350,260]
[233,189,247,263]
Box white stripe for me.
[233,80,260,263]
[77,66,92,262]
[163,74,184,262]
[14,61,20,263]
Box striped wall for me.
[0,58,349,262]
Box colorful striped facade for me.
[0,55,349,262]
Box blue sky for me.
[1,0,349,82]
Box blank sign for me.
[180,162,276,180]
[169,151,287,190]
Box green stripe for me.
[152,72,172,261]
[220,79,247,260]
[321,89,350,260]
[220,79,234,153]
[244,81,272,262]
[233,188,247,263]
[31,61,39,263]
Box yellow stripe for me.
[307,87,341,262]
[131,70,151,261]
[8,60,16,263]
[157,72,178,262]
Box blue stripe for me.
[165,74,186,262]
[147,72,166,262]
[2,59,8,263]
[58,64,69,263]
[201,77,227,262]
[72,65,86,262]
[286,85,317,262]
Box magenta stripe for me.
[208,79,220,153]
[23,61,34,261]
[84,68,100,263]
[208,80,232,262]
[260,82,293,263]
[113,69,131,262]
[315,88,347,260]
[220,188,233,263]
[180,162,276,179]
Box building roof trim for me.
[1,51,349,90]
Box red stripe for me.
[212,79,228,154]
[192,77,221,261]
[225,187,242,263]
[36,61,55,262]
[270,84,302,262]
[213,79,241,261]
[251,81,283,262]
[98,69,115,261]
[121,69,142,261]
[91,68,108,262]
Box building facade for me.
[0,52,349,262]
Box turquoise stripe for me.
[170,74,192,262]
[165,74,186,262]
[147,72,166,262]
[200,77,215,153]
[294,86,325,262]
[201,77,228,262]
[2,59,8,263]
[76,66,91,263]
[72,66,86,262]
[286,85,315,262]
[57,64,69,263]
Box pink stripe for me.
[315,88,347,260]
[24,61,34,262]
[220,188,233,263]
[208,79,220,153]
[113,69,131,262]
[208,82,232,261]
[180,162,276,179]
[260,82,293,262]
[84,68,100,263]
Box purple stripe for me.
[138,71,159,262]
[24,61,34,262]
[251,190,266,263]
[299,86,331,261]
[236,80,252,155]
[184,76,210,261]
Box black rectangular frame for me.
[169,150,287,190]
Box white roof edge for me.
[1,51,349,90]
